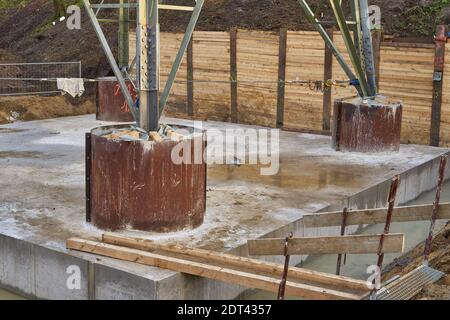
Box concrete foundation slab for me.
[0,115,448,299]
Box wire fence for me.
[0,62,81,96]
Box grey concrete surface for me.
[0,115,448,299]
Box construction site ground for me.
[383,218,450,300]
[0,114,447,299]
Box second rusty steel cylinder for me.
[96,77,136,122]
[86,124,207,232]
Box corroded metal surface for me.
[332,98,402,152]
[96,77,135,122]
[88,124,207,232]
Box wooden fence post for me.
[371,28,383,88]
[230,28,238,123]
[322,28,334,131]
[187,38,194,117]
[277,28,288,128]
[430,25,447,147]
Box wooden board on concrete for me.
[67,238,362,300]
[248,234,405,256]
[102,233,369,292]
[303,203,450,228]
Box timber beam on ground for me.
[302,203,450,228]
[67,236,369,300]
[247,234,405,256]
[101,233,368,292]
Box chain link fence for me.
[0,62,81,96]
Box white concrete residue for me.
[0,114,448,254]
[34,131,85,147]
[299,136,438,167]
[296,133,322,140]
[0,203,36,240]
[269,208,305,222]
[141,140,155,154]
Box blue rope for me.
[349,79,360,87]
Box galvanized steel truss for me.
[296,0,378,98]
[83,0,204,131]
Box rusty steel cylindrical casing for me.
[332,97,403,153]
[96,77,135,122]
[88,125,207,232]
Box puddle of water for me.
[208,157,367,191]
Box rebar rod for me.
[423,155,448,264]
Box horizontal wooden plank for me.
[248,234,405,256]
[381,42,435,49]
[102,233,369,292]
[303,203,450,228]
[67,238,361,300]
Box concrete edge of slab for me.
[1,151,449,300]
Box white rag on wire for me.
[56,78,85,98]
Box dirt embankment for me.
[0,95,95,124]
[0,0,117,123]
[160,0,449,38]
[383,222,450,300]
[0,0,449,124]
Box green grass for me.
[0,0,28,10]
[30,0,84,38]
[395,0,450,36]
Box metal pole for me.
[359,0,377,96]
[82,0,138,122]
[376,175,400,269]
[295,0,363,97]
[277,232,293,300]
[329,0,370,97]
[139,0,159,131]
[336,207,348,275]
[371,175,400,299]
[423,155,448,264]
[118,0,130,70]
[349,0,362,62]
[159,0,205,114]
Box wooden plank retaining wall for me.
[129,28,448,146]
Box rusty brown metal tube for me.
[336,208,349,275]
[423,155,448,264]
[376,175,400,269]
[277,232,293,300]
[88,124,207,232]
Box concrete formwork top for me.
[0,114,448,299]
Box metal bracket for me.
[434,71,443,82]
